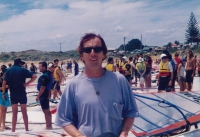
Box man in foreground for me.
[55,33,139,137]
[2,58,37,132]
[36,62,53,130]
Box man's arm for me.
[24,74,37,87]
[36,86,45,102]
[193,58,197,76]
[168,62,173,86]
[120,118,134,137]
[63,124,86,137]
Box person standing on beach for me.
[37,62,53,130]
[117,54,124,74]
[30,63,37,73]
[136,57,146,88]
[177,58,187,91]
[105,57,116,72]
[0,66,11,131]
[73,60,79,76]
[157,54,173,92]
[52,59,64,99]
[55,33,139,137]
[185,49,196,91]
[2,58,37,132]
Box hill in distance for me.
[0,49,80,62]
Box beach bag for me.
[140,76,144,84]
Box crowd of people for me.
[0,57,80,132]
[0,32,199,136]
[104,49,199,93]
[105,52,153,89]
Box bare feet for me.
[0,128,4,132]
[26,129,33,132]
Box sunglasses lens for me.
[93,47,103,53]
[83,47,92,53]
[83,47,103,53]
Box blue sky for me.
[0,0,199,52]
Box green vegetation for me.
[185,12,200,44]
[0,49,80,62]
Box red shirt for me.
[174,57,181,65]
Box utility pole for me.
[60,43,61,53]
[124,37,126,52]
[141,34,142,49]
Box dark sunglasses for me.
[82,47,103,53]
[162,57,167,59]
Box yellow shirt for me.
[105,64,114,72]
[136,62,146,71]
[53,67,60,81]
[122,63,131,75]
[118,60,124,67]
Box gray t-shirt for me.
[54,70,139,137]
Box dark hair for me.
[54,59,59,62]
[39,62,47,69]
[1,65,7,73]
[77,33,107,55]
[175,52,179,56]
[167,53,172,60]
[129,57,133,61]
[108,57,113,63]
[188,49,194,58]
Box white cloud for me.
[115,26,124,32]
[0,0,199,51]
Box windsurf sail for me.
[132,92,200,136]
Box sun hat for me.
[122,56,128,61]
[138,57,144,63]
[160,54,167,59]
[48,63,54,68]
[146,53,151,57]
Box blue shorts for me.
[10,94,27,104]
[52,81,60,90]
[39,97,49,110]
[0,91,11,107]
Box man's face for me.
[39,64,45,72]
[81,37,105,69]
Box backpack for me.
[125,64,131,71]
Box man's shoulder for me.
[106,70,125,80]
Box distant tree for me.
[174,40,180,45]
[118,44,124,51]
[125,39,142,51]
[185,12,200,44]
[167,42,172,49]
